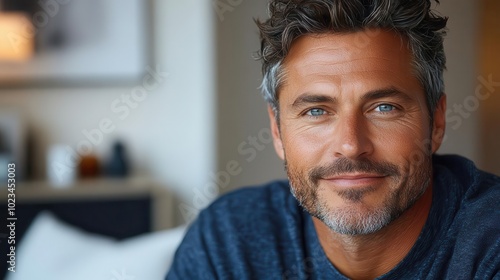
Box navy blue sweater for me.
[167,155,500,279]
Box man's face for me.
[269,30,446,235]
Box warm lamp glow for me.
[0,12,34,61]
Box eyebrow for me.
[291,94,337,108]
[361,87,413,103]
[291,87,413,109]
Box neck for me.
[313,185,433,280]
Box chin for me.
[313,191,401,236]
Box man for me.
[167,0,500,279]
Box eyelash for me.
[304,108,328,118]
[374,104,397,113]
[302,103,400,119]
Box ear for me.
[431,94,447,153]
[268,106,285,160]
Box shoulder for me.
[180,179,300,248]
[167,180,303,279]
[196,179,301,237]
[433,154,500,278]
[433,154,500,228]
[206,179,293,215]
[433,154,500,201]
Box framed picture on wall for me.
[0,0,152,87]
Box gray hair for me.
[255,0,447,118]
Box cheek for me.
[372,120,431,174]
[281,126,333,165]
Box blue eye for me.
[306,108,326,116]
[375,104,395,112]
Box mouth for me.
[322,173,387,188]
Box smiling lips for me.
[323,174,387,188]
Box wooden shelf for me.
[0,177,177,231]
[4,178,159,202]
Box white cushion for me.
[8,212,187,280]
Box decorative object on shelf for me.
[0,130,12,184]
[47,144,76,188]
[104,140,129,178]
[79,154,100,179]
[0,110,26,181]
[0,154,10,184]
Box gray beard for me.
[286,157,432,236]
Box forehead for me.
[280,30,422,99]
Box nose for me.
[333,112,374,159]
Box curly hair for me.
[255,0,448,118]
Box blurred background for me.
[0,0,498,278]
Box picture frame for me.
[0,0,152,87]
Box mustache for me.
[309,157,400,185]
